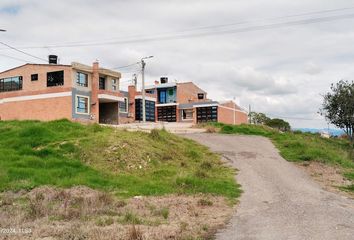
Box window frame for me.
[197,93,205,100]
[75,95,90,115]
[99,76,106,90]
[47,70,64,87]
[31,74,38,81]
[76,72,88,87]
[0,76,23,92]
[111,79,118,91]
[119,98,128,113]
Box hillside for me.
[0,119,240,198]
[206,123,354,193]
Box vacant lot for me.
[0,120,240,239]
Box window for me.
[99,77,105,90]
[146,89,155,94]
[198,93,204,100]
[119,98,128,113]
[0,76,23,92]
[159,90,166,103]
[31,74,38,81]
[76,96,89,114]
[47,70,64,87]
[76,72,88,87]
[168,88,174,96]
[111,79,118,91]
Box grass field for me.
[0,120,240,199]
[207,122,354,192]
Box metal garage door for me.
[135,99,155,122]
[157,106,177,122]
[197,106,218,123]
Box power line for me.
[111,62,140,69]
[0,53,29,62]
[3,11,354,50]
[0,41,47,62]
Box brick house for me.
[139,78,248,125]
[0,61,134,124]
[0,61,248,125]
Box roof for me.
[0,63,71,74]
[0,62,121,78]
[179,101,219,109]
[145,82,177,90]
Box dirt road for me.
[184,134,354,240]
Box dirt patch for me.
[0,186,234,240]
[296,161,354,198]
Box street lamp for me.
[141,56,154,122]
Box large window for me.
[0,76,23,92]
[119,98,128,113]
[99,77,105,90]
[76,72,88,87]
[112,79,118,91]
[76,96,89,114]
[47,71,64,87]
[159,90,167,103]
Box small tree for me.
[320,80,354,145]
[265,118,291,132]
[249,112,270,125]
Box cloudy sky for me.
[1,0,354,128]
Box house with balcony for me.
[0,58,131,124]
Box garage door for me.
[135,99,155,122]
[197,106,218,123]
[157,106,177,122]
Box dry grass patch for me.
[0,186,234,240]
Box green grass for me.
[0,119,240,199]
[207,122,354,192]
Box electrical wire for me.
[3,11,354,50]
[0,53,30,62]
[0,41,47,62]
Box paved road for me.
[184,134,354,240]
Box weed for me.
[127,225,143,240]
[197,199,213,206]
[122,212,142,225]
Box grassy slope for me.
[0,120,240,199]
[208,123,354,192]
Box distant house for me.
[0,59,248,125]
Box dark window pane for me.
[31,74,38,81]
[0,76,23,92]
[47,71,64,87]
[99,77,105,90]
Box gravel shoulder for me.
[184,133,354,240]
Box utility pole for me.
[141,56,154,123]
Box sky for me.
[1,0,354,128]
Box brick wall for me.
[218,101,248,125]
[176,82,208,104]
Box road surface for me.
[184,134,354,240]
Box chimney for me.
[128,85,137,119]
[48,55,58,64]
[91,61,99,122]
[160,77,168,84]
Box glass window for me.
[76,72,88,87]
[47,71,64,87]
[31,74,38,81]
[119,98,128,112]
[168,88,174,96]
[0,76,23,92]
[99,77,105,90]
[159,90,166,103]
[111,79,118,91]
[76,96,89,114]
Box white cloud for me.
[0,0,353,128]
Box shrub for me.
[198,198,213,206]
